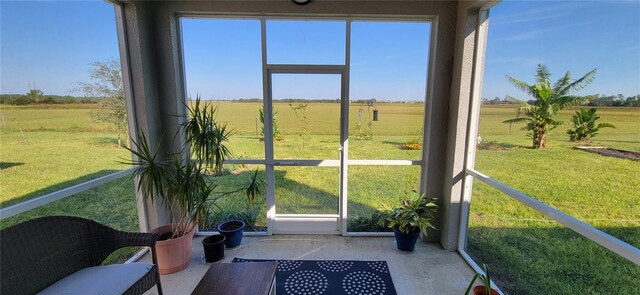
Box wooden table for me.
[191,262,277,295]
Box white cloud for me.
[486,57,546,67]
[493,3,574,25]
[499,21,593,41]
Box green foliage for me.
[91,97,127,147]
[503,64,596,149]
[347,211,388,232]
[122,98,263,238]
[244,169,265,205]
[464,264,493,295]
[258,108,284,141]
[26,89,44,103]
[379,194,438,235]
[74,58,127,146]
[476,140,509,151]
[209,208,261,232]
[587,93,640,107]
[0,94,101,105]
[567,108,615,142]
[182,97,234,175]
[355,121,373,140]
[289,103,309,149]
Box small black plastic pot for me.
[202,234,226,262]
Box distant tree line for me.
[585,94,640,107]
[483,94,640,107]
[0,93,102,105]
[482,96,522,105]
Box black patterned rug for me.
[232,258,397,295]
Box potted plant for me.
[464,264,499,295]
[124,98,262,273]
[218,169,264,248]
[379,194,438,251]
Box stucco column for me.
[120,2,172,231]
[439,1,488,250]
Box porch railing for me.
[465,168,639,265]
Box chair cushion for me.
[38,262,153,295]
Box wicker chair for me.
[0,216,163,295]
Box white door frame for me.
[264,67,348,234]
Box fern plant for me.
[567,108,615,142]
[379,194,438,235]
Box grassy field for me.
[1,102,638,291]
[469,105,639,294]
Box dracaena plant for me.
[378,194,438,235]
[181,96,234,175]
[123,99,263,239]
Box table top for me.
[191,262,277,295]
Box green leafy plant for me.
[347,211,388,232]
[355,121,373,140]
[378,194,438,235]
[567,108,615,143]
[289,103,309,149]
[122,98,263,239]
[245,169,265,205]
[258,108,283,141]
[182,97,234,175]
[209,208,261,232]
[75,58,127,147]
[502,64,596,149]
[464,264,495,295]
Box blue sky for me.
[1,1,119,96]
[1,1,639,101]
[483,1,640,100]
[181,19,430,100]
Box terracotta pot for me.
[473,285,500,295]
[151,224,195,275]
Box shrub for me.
[355,121,373,140]
[208,208,262,232]
[567,108,615,143]
[477,140,509,151]
[347,211,388,232]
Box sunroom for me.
[1,1,638,294]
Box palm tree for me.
[503,64,596,149]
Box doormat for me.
[233,258,397,295]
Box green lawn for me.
[0,105,137,263]
[1,102,638,289]
[468,105,640,294]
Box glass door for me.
[266,70,347,234]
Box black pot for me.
[202,234,226,262]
